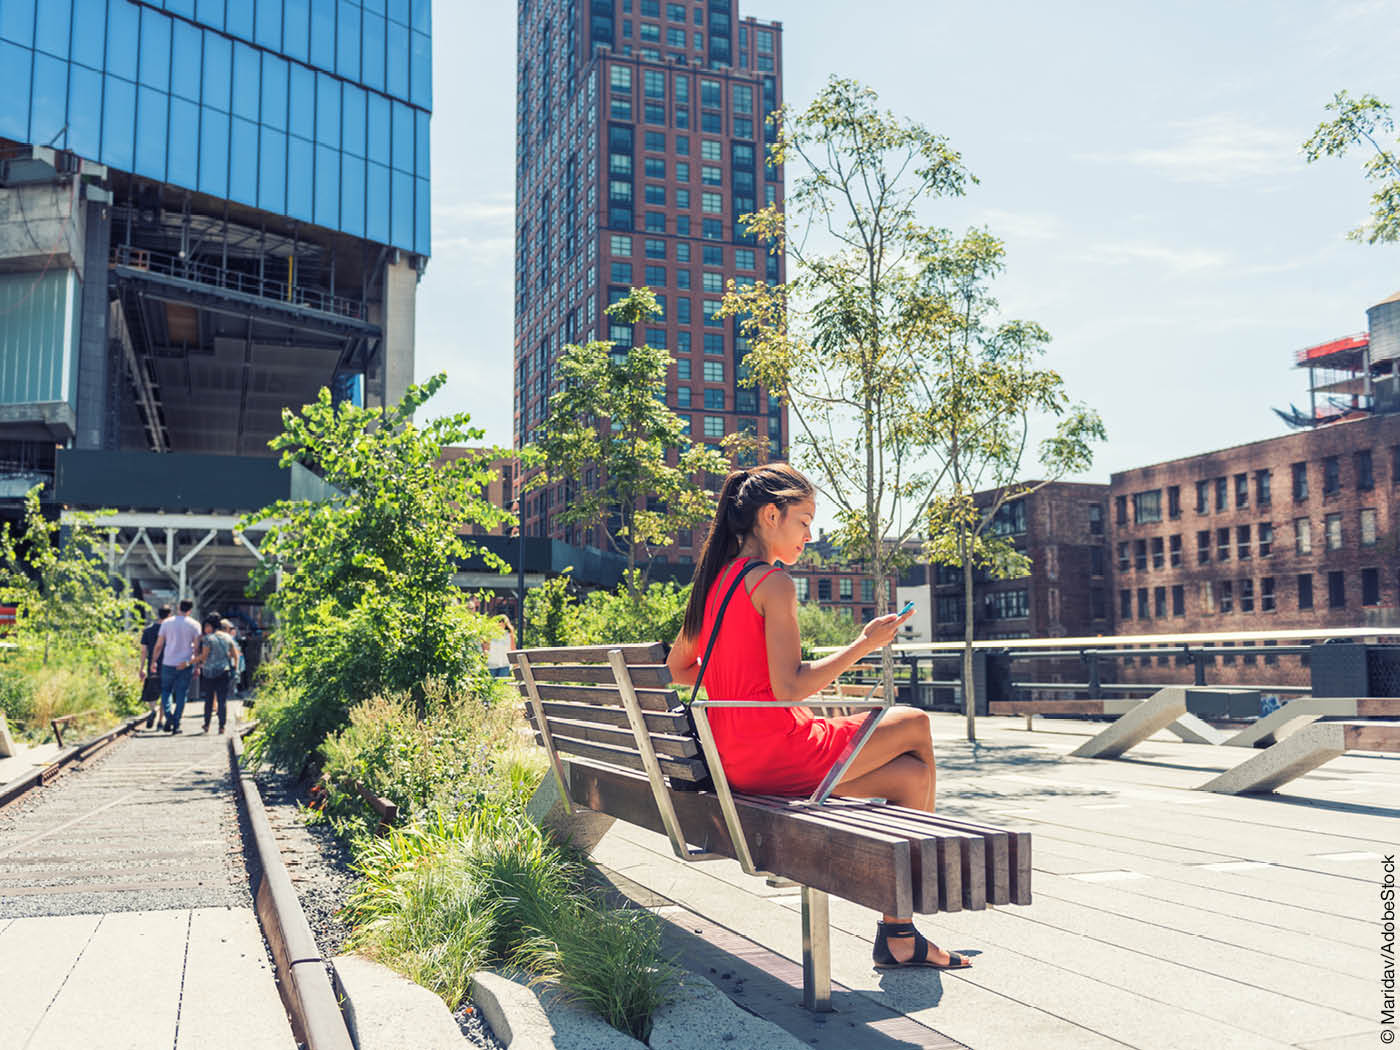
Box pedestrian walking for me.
[151,599,201,733]
[139,605,172,729]
[485,614,516,678]
[195,615,240,734]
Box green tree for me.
[795,602,859,659]
[723,76,975,700]
[1304,91,1400,245]
[914,229,1104,741]
[532,288,728,594]
[525,568,692,648]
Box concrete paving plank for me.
[0,913,103,1048]
[176,907,294,1050]
[1296,1031,1386,1049]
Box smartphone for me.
[899,600,916,617]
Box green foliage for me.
[1304,91,1400,244]
[795,602,859,658]
[531,289,729,591]
[525,569,691,647]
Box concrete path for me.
[0,705,296,1049]
[587,711,1398,1050]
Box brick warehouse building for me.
[513,0,788,562]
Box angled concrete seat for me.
[1222,697,1400,748]
[1198,720,1400,794]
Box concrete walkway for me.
[588,711,1397,1050]
[0,705,295,1050]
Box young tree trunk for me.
[959,523,977,743]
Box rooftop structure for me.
[1275,290,1400,427]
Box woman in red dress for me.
[666,463,970,971]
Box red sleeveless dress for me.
[696,557,868,795]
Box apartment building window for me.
[986,590,1029,620]
[862,578,875,603]
[1149,537,1163,568]
[1323,455,1341,495]
[1258,522,1273,557]
[839,578,852,601]
[1362,567,1380,606]
[1328,570,1345,609]
[1325,512,1342,551]
[1239,578,1254,613]
[1120,589,1132,620]
[1134,539,1147,570]
[1219,580,1233,613]
[1171,584,1185,616]
[1137,587,1149,619]
[817,578,831,601]
[1163,485,1180,520]
[1356,449,1374,490]
[1169,534,1182,567]
[1237,524,1251,560]
[1255,469,1272,505]
[1134,490,1162,524]
[1154,586,1167,618]
[1197,530,1210,563]
[1215,477,1228,511]
[793,576,809,600]
[1091,546,1105,577]
[703,415,723,438]
[1195,480,1209,514]
[1088,503,1104,535]
[1091,588,1107,620]
[1201,580,1215,614]
[1295,517,1312,555]
[1292,462,1308,501]
[1217,527,1230,561]
[1235,473,1248,508]
[1115,495,1128,525]
[1297,573,1313,610]
[1361,508,1378,547]
[1393,445,1400,485]
[991,501,1026,536]
[1261,576,1275,612]
[1117,541,1130,572]
[938,595,965,622]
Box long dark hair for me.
[680,463,815,640]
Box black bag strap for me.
[688,558,767,707]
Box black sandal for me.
[872,920,971,970]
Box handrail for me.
[815,625,1400,655]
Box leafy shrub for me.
[526,569,690,648]
[796,601,859,658]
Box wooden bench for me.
[511,643,1031,1011]
[1198,720,1400,794]
[1221,697,1400,748]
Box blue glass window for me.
[67,63,103,158]
[135,86,169,179]
[71,0,107,68]
[336,0,360,80]
[171,20,203,102]
[309,0,334,68]
[366,92,390,167]
[342,82,366,154]
[409,29,429,107]
[289,64,314,139]
[287,136,313,221]
[29,53,67,149]
[199,106,229,197]
[315,72,340,144]
[229,115,258,205]
[366,161,389,243]
[255,0,282,50]
[414,175,429,254]
[202,30,231,110]
[106,0,139,81]
[391,168,411,248]
[410,0,428,34]
[165,0,195,18]
[386,19,408,98]
[415,108,429,177]
[314,143,339,227]
[138,9,171,91]
[283,0,310,62]
[364,0,385,13]
[261,53,288,129]
[168,97,200,187]
[196,0,225,31]
[258,126,287,213]
[361,11,385,91]
[0,42,30,141]
[232,42,259,120]
[225,0,253,38]
[1,0,35,48]
[340,154,364,236]
[35,0,71,58]
[391,100,412,172]
[388,0,409,25]
[101,74,135,170]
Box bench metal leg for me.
[801,885,832,1012]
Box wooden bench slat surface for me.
[534,733,708,781]
[524,709,700,758]
[530,682,678,712]
[1342,721,1400,751]
[516,663,673,687]
[921,813,1032,906]
[511,643,667,665]
[1353,699,1400,719]
[529,700,691,735]
[989,701,1105,716]
[565,758,916,917]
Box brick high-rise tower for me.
[514,0,787,567]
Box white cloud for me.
[1078,114,1300,184]
[974,208,1066,241]
[1076,239,1229,274]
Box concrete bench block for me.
[471,969,645,1050]
[1071,688,1188,759]
[0,711,15,758]
[1222,697,1358,749]
[332,954,468,1050]
[1198,722,1348,794]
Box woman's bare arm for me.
[666,629,702,688]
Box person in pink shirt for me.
[151,599,201,734]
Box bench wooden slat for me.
[534,733,707,781]
[1354,699,1400,719]
[530,683,678,712]
[918,813,1032,906]
[1341,721,1400,751]
[524,709,699,758]
[989,701,1105,716]
[511,643,666,665]
[565,757,915,917]
[529,700,691,735]
[517,663,673,687]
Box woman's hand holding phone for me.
[859,601,916,651]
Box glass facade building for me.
[0,0,431,255]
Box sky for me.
[416,0,1400,516]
